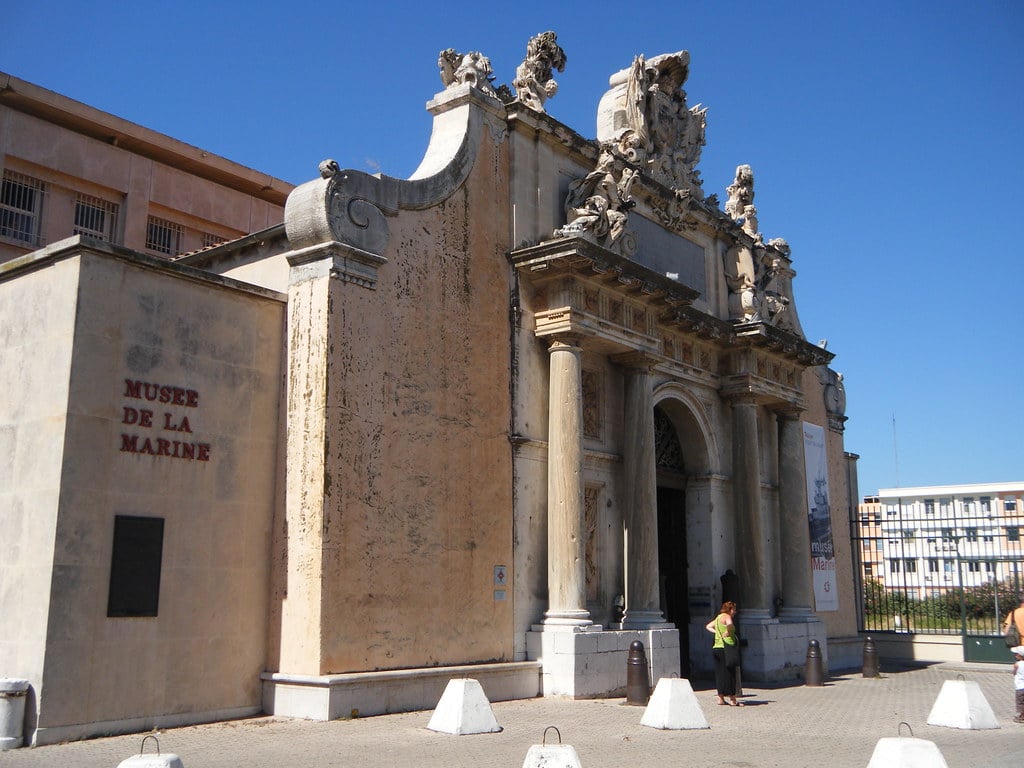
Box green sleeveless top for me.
[713,614,737,649]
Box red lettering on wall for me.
[120,433,211,462]
[121,378,207,461]
[162,413,192,433]
[123,379,200,408]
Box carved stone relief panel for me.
[654,407,685,472]
[680,340,693,365]
[608,298,623,325]
[584,483,603,602]
[629,305,648,335]
[581,369,603,440]
[662,334,674,361]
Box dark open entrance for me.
[654,404,690,675]
[658,485,689,675]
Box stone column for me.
[544,336,591,626]
[619,358,666,628]
[731,396,772,617]
[777,409,815,618]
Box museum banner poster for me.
[802,422,838,611]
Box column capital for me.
[725,392,764,407]
[547,334,583,353]
[775,404,805,421]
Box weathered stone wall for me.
[0,254,79,706]
[305,124,515,673]
[1,241,286,742]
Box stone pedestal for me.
[526,627,679,698]
[736,615,828,682]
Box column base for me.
[733,615,827,682]
[526,627,680,698]
[542,609,593,628]
[778,606,817,621]
[618,609,671,630]
[737,607,775,623]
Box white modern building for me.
[860,483,1024,598]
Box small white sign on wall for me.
[493,565,508,586]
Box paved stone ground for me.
[4,663,1021,768]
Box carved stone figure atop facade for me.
[512,31,567,113]
[725,164,754,221]
[555,146,637,251]
[596,51,707,196]
[438,48,497,97]
[722,165,796,327]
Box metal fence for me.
[851,497,1024,636]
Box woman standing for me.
[705,601,743,706]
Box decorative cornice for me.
[510,236,700,305]
[730,321,833,366]
[285,241,388,289]
[284,84,497,259]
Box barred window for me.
[1,170,45,246]
[74,194,119,242]
[201,231,228,249]
[145,216,182,255]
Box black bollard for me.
[625,640,650,705]
[804,639,824,687]
[862,636,880,678]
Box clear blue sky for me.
[4,2,1021,497]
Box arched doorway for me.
[655,405,689,674]
[653,390,717,677]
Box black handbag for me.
[724,643,741,666]
[1005,613,1021,648]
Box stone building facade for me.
[0,38,859,745]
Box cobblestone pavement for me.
[4,663,1021,768]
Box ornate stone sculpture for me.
[555,146,638,252]
[596,51,707,196]
[725,164,754,221]
[721,166,794,328]
[512,31,567,113]
[821,368,848,433]
[438,48,497,97]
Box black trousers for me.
[713,647,739,696]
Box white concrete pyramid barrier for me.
[522,727,582,768]
[866,737,949,768]
[425,678,502,735]
[640,677,710,730]
[116,736,185,768]
[925,679,1000,730]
